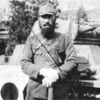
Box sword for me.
[48,87,53,100]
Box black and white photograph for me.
[0,0,100,100]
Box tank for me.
[67,20,100,100]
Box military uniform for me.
[21,1,78,100]
[21,28,78,100]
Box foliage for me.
[9,0,38,44]
[6,0,38,55]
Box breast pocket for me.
[34,49,43,64]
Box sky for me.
[0,0,9,9]
[58,0,100,11]
[1,0,100,10]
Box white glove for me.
[40,67,59,83]
[42,77,52,87]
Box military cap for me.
[38,2,56,16]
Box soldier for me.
[21,1,78,100]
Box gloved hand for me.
[42,77,52,87]
[40,67,59,84]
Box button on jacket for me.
[21,21,78,99]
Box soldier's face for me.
[38,14,56,39]
[39,14,55,29]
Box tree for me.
[9,0,37,44]
[6,0,38,55]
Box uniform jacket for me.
[21,20,78,99]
